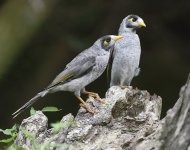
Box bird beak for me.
[138,21,146,27]
[113,36,124,41]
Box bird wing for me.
[46,56,96,89]
[106,47,114,86]
[65,48,91,69]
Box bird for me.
[12,35,123,118]
[110,14,146,88]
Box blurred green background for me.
[0,0,189,144]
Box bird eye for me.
[103,38,111,45]
[129,17,137,22]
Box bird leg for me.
[82,90,105,103]
[76,96,95,114]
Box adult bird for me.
[110,15,146,88]
[13,35,123,118]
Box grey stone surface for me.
[15,111,48,149]
[134,74,190,150]
[15,76,190,150]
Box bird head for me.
[99,35,123,51]
[125,14,146,29]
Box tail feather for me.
[12,91,48,118]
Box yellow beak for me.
[138,21,146,27]
[113,36,124,41]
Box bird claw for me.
[80,103,96,115]
[88,93,105,104]
[95,97,106,104]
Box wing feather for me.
[106,47,114,86]
[46,56,96,89]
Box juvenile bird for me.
[13,35,123,118]
[110,15,146,88]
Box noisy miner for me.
[13,35,123,118]
[110,15,146,88]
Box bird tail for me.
[12,90,48,118]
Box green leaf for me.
[0,137,14,143]
[0,125,17,136]
[30,107,36,116]
[7,145,25,150]
[50,122,64,133]
[41,106,61,112]
[0,125,17,144]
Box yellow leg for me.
[82,91,105,103]
[76,96,95,114]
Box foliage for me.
[7,129,67,150]
[50,120,75,133]
[0,125,18,144]
[1,106,64,149]
[30,106,62,116]
[7,145,25,150]
[1,119,74,150]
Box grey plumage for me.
[13,35,123,118]
[110,15,146,87]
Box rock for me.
[160,74,190,150]
[15,111,48,149]
[135,74,190,150]
[15,86,162,150]
[14,75,190,150]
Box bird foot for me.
[83,91,105,104]
[80,103,96,114]
[88,93,105,104]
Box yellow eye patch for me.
[104,40,109,45]
[128,18,133,22]
[103,37,111,46]
[128,17,137,22]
